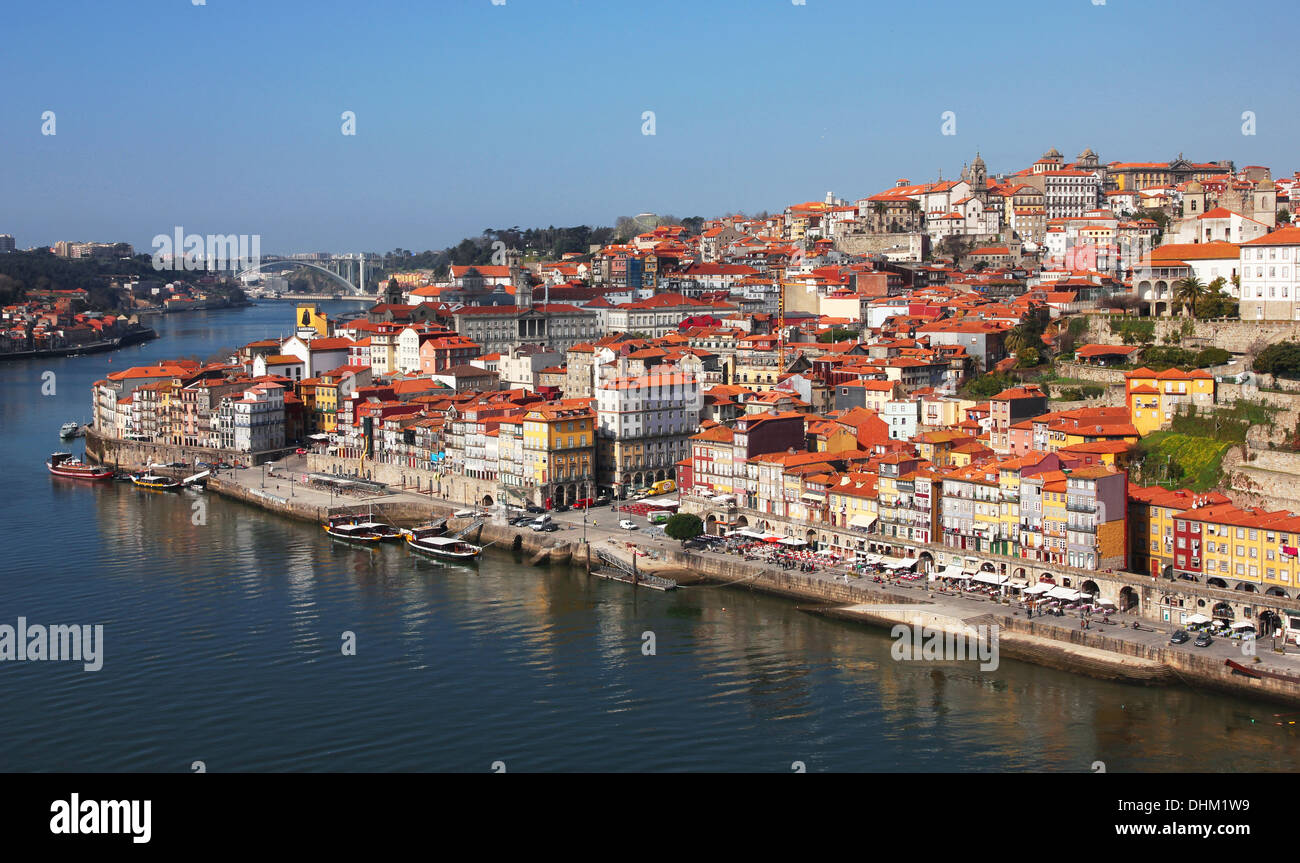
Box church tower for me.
[512,265,532,311]
[381,277,404,306]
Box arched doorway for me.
[918,551,934,574]
[705,514,718,535]
[1207,577,1228,589]
[1234,582,1258,593]
[1266,586,1290,599]
[481,494,494,507]
[1118,586,1138,612]
[1081,580,1100,599]
[1259,610,1282,637]
[1213,601,1235,622]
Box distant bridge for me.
[238,253,380,295]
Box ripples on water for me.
[3,304,1299,772]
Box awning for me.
[800,492,824,501]
[1187,613,1211,625]
[1230,621,1256,630]
[849,514,877,529]
[779,537,807,546]
[882,556,919,570]
[973,572,1008,585]
[735,529,766,539]
[1096,598,1116,607]
[1024,584,1053,595]
[1047,586,1081,601]
[934,565,967,579]
[1009,579,1029,588]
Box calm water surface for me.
[1,302,1296,772]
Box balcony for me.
[1066,500,1097,514]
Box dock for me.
[593,548,677,591]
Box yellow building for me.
[295,305,330,338]
[1124,367,1216,436]
[523,401,595,503]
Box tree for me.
[1016,347,1040,368]
[1174,276,1206,318]
[664,513,703,544]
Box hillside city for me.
[59,148,1300,640]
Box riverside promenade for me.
[199,455,1300,706]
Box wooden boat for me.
[323,514,404,543]
[130,472,181,490]
[406,525,483,561]
[47,452,113,480]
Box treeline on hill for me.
[384,216,707,279]
[0,250,165,309]
[385,225,616,277]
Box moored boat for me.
[323,514,404,543]
[47,452,113,480]
[59,422,83,439]
[130,473,181,490]
[405,525,483,561]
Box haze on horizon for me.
[1,0,1293,254]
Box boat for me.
[59,422,83,439]
[130,473,181,491]
[324,514,404,543]
[46,452,113,480]
[405,525,483,561]
[322,515,403,545]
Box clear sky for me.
[2,0,1294,254]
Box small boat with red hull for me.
[47,452,113,480]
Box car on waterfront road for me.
[509,515,533,526]
[536,523,559,532]
[553,503,570,512]
[1194,631,1214,648]
[295,448,307,455]
[1169,630,1190,645]
[525,504,544,514]
[619,519,638,530]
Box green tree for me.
[664,513,704,544]
[1016,347,1040,368]
[1174,276,1206,318]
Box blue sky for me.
[2,0,1294,254]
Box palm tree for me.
[1003,322,1031,355]
[1174,276,1206,318]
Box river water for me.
[1,301,1296,772]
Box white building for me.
[1239,226,1300,321]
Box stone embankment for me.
[653,545,1300,705]
[192,461,1300,706]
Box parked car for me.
[509,515,533,526]
[525,504,545,514]
[537,523,559,533]
[295,447,307,455]
[574,498,595,509]
[1194,631,1213,648]
[1169,629,1190,645]
[594,497,611,507]
[553,503,570,513]
[619,519,638,530]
